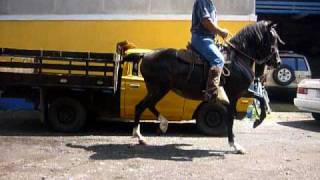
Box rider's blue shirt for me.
[190,0,224,68]
[191,0,217,37]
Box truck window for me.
[281,57,296,70]
[297,58,308,71]
[132,61,139,76]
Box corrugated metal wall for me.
[256,0,320,14]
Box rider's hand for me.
[219,28,229,39]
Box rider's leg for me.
[191,35,228,103]
[206,65,223,101]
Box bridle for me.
[221,30,280,85]
[224,40,278,65]
[223,26,280,66]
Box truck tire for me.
[312,113,320,122]
[272,64,295,86]
[196,102,227,136]
[48,97,87,132]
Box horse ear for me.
[270,25,286,45]
[277,35,286,45]
[265,21,277,29]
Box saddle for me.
[177,43,230,83]
[177,43,230,66]
[177,43,208,65]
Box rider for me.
[190,0,229,102]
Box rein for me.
[224,40,276,65]
[223,39,277,82]
[224,40,257,62]
[224,40,254,81]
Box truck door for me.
[121,61,185,120]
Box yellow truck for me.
[0,45,253,135]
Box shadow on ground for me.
[278,120,320,133]
[66,143,230,161]
[268,92,299,112]
[0,110,211,137]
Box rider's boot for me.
[204,66,229,104]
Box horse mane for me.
[230,21,270,53]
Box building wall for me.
[0,0,256,52]
[0,0,255,16]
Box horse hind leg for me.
[159,114,169,134]
[133,86,169,144]
[149,106,168,134]
[226,100,246,154]
[147,87,170,134]
[133,95,151,145]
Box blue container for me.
[246,104,253,119]
[0,98,34,110]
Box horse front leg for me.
[226,101,246,154]
[253,95,267,128]
[243,91,267,128]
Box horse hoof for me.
[132,133,138,138]
[138,139,147,145]
[156,128,162,136]
[253,120,262,128]
[230,142,246,154]
[235,149,246,155]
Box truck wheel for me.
[196,102,227,136]
[272,64,295,86]
[312,113,320,122]
[48,97,87,132]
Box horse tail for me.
[122,53,144,63]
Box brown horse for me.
[127,21,283,154]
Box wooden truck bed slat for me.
[0,48,117,90]
[1,48,114,62]
[0,73,114,89]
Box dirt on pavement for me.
[0,111,319,180]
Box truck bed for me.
[0,48,116,90]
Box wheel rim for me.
[57,106,76,125]
[205,111,222,128]
[277,68,292,82]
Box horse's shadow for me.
[66,143,233,161]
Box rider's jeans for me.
[191,34,224,68]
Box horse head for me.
[256,21,284,68]
[229,21,284,69]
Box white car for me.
[294,79,320,122]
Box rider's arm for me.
[201,18,229,39]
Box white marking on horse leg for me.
[159,114,168,133]
[229,142,246,154]
[132,125,140,138]
[138,135,147,145]
[132,125,147,145]
[217,87,230,104]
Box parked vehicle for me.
[264,51,311,90]
[0,45,254,135]
[294,79,320,122]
